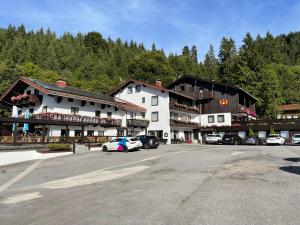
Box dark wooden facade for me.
[168,76,257,116]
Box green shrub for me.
[248,127,255,136]
[270,126,276,134]
[47,143,71,151]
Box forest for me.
[0,24,299,118]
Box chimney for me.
[156,79,162,87]
[56,80,67,88]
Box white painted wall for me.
[200,113,232,127]
[114,84,171,143]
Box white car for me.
[102,137,143,152]
[292,134,300,145]
[266,134,285,145]
[205,134,222,144]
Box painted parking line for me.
[1,192,42,204]
[39,165,149,189]
[0,159,44,194]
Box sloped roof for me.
[28,78,115,102]
[108,79,196,100]
[0,76,146,112]
[168,75,258,102]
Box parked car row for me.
[101,135,159,152]
[205,133,300,145]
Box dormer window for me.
[68,98,73,102]
[181,85,185,91]
[26,90,31,95]
[128,86,133,94]
[135,85,141,93]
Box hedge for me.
[47,143,71,151]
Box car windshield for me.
[294,134,300,138]
[268,134,279,137]
[129,138,138,141]
[223,135,233,138]
[207,134,220,137]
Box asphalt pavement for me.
[0,144,300,225]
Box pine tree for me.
[218,37,238,84]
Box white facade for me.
[200,113,232,127]
[12,86,145,138]
[114,84,171,143]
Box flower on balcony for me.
[11,94,29,102]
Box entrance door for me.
[184,131,191,140]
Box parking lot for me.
[0,144,300,225]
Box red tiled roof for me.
[114,97,146,112]
[0,76,146,113]
[278,104,300,112]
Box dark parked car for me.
[244,136,263,145]
[136,135,159,149]
[222,134,244,145]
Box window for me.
[151,96,158,106]
[181,85,185,91]
[90,102,95,105]
[87,130,94,137]
[142,97,145,103]
[61,129,67,137]
[151,112,159,122]
[95,110,101,117]
[135,85,141,93]
[107,112,112,118]
[217,115,225,123]
[17,110,22,115]
[68,98,73,102]
[141,112,145,119]
[26,90,31,95]
[42,106,47,113]
[128,86,133,94]
[170,112,178,120]
[130,112,136,119]
[187,115,192,122]
[98,131,104,136]
[71,107,79,115]
[208,115,214,123]
[29,108,34,114]
[75,130,82,137]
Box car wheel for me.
[102,146,108,152]
[145,143,150,150]
[234,140,238,145]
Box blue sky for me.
[1,0,300,60]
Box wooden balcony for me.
[194,92,215,100]
[11,94,42,107]
[170,119,201,129]
[31,113,122,127]
[127,119,150,127]
[169,102,200,114]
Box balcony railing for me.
[169,102,200,114]
[194,92,215,100]
[170,119,201,129]
[11,94,42,106]
[31,113,122,127]
[127,119,150,127]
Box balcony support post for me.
[13,122,17,145]
[66,125,70,143]
[41,125,46,144]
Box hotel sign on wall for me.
[219,99,228,106]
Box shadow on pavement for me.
[283,158,300,162]
[279,166,300,175]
